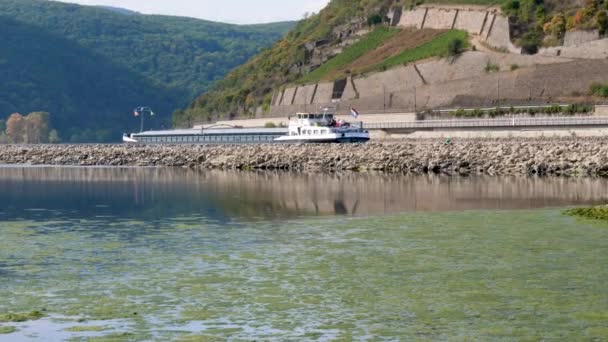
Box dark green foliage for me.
[502,0,521,16]
[591,83,608,97]
[597,11,608,35]
[367,14,384,26]
[520,30,542,54]
[0,0,292,141]
[447,37,465,56]
[565,206,608,222]
[450,104,591,118]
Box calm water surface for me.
[0,167,607,340]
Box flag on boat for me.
[350,107,359,118]
[134,110,139,117]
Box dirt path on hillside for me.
[340,28,446,74]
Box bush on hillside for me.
[519,30,542,54]
[367,14,383,26]
[591,83,608,97]
[485,62,500,73]
[597,11,608,35]
[447,37,465,57]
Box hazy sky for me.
[52,0,330,24]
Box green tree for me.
[48,129,61,143]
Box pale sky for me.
[51,0,330,24]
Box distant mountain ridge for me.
[0,0,294,141]
[97,6,139,16]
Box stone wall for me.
[396,6,516,52]
[424,8,457,30]
[398,8,426,29]
[280,87,297,106]
[596,105,608,116]
[292,84,317,105]
[270,59,608,115]
[564,30,600,46]
[539,38,608,59]
[313,82,334,104]
[454,9,487,34]
[485,16,520,53]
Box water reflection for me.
[0,166,607,221]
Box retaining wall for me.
[564,30,600,46]
[270,59,608,115]
[293,84,317,105]
[280,87,297,106]
[454,10,487,34]
[424,8,457,30]
[539,38,608,59]
[397,6,515,52]
[398,8,426,29]
[313,82,334,104]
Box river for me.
[0,167,607,340]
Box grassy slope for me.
[301,28,467,82]
[301,27,401,83]
[371,30,468,71]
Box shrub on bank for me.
[565,206,608,222]
[447,104,592,118]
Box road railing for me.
[364,116,608,130]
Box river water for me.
[0,167,607,340]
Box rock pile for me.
[1,138,608,177]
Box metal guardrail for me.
[365,117,608,130]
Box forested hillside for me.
[0,0,292,141]
[0,16,180,142]
[178,0,599,126]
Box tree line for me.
[0,112,60,144]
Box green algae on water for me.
[0,311,43,322]
[0,326,18,334]
[565,206,608,222]
[64,326,107,332]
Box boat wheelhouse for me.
[274,111,370,143]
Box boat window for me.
[313,130,319,135]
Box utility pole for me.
[497,80,501,109]
[383,84,386,113]
[414,86,417,113]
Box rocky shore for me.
[1,138,608,176]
